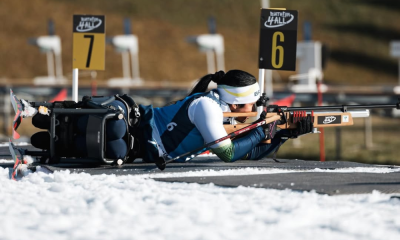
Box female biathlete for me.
[24,69,312,164]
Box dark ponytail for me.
[218,69,256,87]
[188,69,256,97]
[188,70,225,96]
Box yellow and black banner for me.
[72,15,105,70]
[258,9,298,71]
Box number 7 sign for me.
[258,9,298,71]
[73,15,105,70]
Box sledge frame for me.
[33,107,124,165]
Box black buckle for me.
[256,93,269,107]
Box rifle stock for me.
[268,111,355,129]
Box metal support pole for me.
[131,52,140,80]
[364,116,373,149]
[122,51,131,79]
[46,51,55,78]
[91,71,97,96]
[216,52,225,72]
[335,127,341,160]
[261,0,270,8]
[55,53,63,79]
[206,51,216,74]
[265,69,273,99]
[72,68,79,102]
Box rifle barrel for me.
[285,104,398,112]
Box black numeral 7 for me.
[84,35,94,68]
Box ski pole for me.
[155,114,281,170]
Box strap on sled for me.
[80,94,141,127]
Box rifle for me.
[223,94,400,137]
[157,99,396,170]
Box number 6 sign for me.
[258,9,298,71]
[73,15,105,70]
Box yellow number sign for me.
[72,15,105,70]
[259,9,298,71]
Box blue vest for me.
[153,90,223,161]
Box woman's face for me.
[233,103,255,113]
[230,102,256,123]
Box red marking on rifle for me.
[311,111,314,123]
[293,111,296,123]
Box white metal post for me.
[72,68,79,102]
[261,0,269,8]
[216,52,225,71]
[260,0,272,104]
[122,51,131,79]
[55,53,63,79]
[131,51,140,80]
[206,50,216,73]
[265,69,273,99]
[46,51,55,78]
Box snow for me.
[0,142,29,147]
[0,165,399,240]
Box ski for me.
[8,139,27,180]
[10,89,23,139]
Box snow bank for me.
[0,167,399,240]
[0,142,29,147]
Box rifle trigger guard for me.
[278,108,287,125]
[342,105,348,112]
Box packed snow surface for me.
[0,165,399,240]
